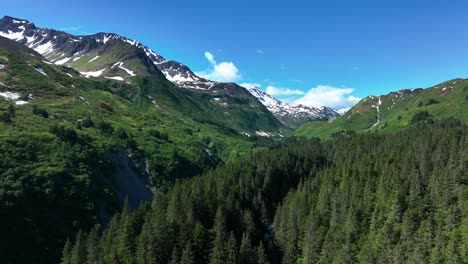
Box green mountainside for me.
[0,36,283,262]
[294,79,468,138]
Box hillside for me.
[0,36,286,262]
[294,78,468,138]
[0,15,285,135]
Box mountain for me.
[0,15,285,136]
[245,85,339,127]
[0,32,290,262]
[294,78,468,138]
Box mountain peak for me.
[244,85,339,127]
[1,16,31,24]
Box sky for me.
[3,0,468,111]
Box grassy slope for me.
[0,40,260,184]
[294,79,468,139]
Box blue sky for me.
[3,0,468,110]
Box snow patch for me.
[0,91,20,100]
[105,76,124,81]
[0,29,25,40]
[34,41,55,55]
[34,67,47,76]
[370,97,382,129]
[80,69,106,77]
[88,55,100,63]
[12,19,27,24]
[54,57,70,65]
[15,100,29,105]
[119,65,136,76]
[255,131,273,137]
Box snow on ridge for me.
[103,35,111,44]
[34,40,55,55]
[12,19,27,24]
[245,86,338,120]
[0,28,26,40]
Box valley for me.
[0,13,466,264]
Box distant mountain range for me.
[245,85,339,127]
[0,15,339,128]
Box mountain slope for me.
[246,85,339,127]
[0,15,284,135]
[0,35,288,262]
[294,78,468,138]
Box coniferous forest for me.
[62,123,467,264]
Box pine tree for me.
[86,225,101,264]
[61,239,72,264]
[256,243,269,264]
[225,232,238,264]
[181,243,195,264]
[70,231,86,264]
[239,233,255,264]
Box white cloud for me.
[205,51,216,65]
[240,83,262,89]
[294,85,361,112]
[195,51,242,82]
[266,85,305,96]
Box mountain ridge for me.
[0,15,337,128]
[245,85,339,127]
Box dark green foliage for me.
[0,135,101,263]
[274,126,467,263]
[99,101,113,112]
[49,125,78,144]
[116,127,128,139]
[425,98,439,106]
[0,111,11,123]
[148,128,168,141]
[7,104,15,117]
[64,125,467,264]
[95,120,113,134]
[410,111,433,124]
[81,116,94,128]
[32,105,49,118]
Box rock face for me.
[246,86,339,127]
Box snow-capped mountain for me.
[0,16,216,90]
[0,15,335,129]
[245,86,339,127]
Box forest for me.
[62,121,467,264]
